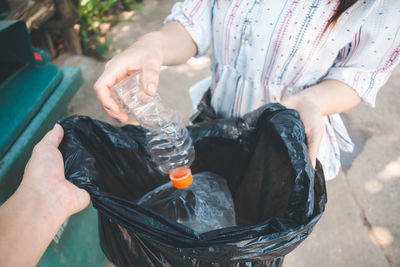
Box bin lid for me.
[0,63,63,158]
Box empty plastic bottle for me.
[112,74,195,187]
[137,172,236,233]
[113,75,237,233]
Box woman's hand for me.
[94,21,198,123]
[281,79,361,167]
[281,91,324,168]
[94,32,164,122]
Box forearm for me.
[281,79,361,166]
[286,79,362,116]
[0,188,66,266]
[138,21,197,66]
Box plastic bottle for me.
[137,172,236,233]
[113,75,237,233]
[112,74,195,188]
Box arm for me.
[288,0,400,167]
[0,188,67,267]
[156,21,198,66]
[94,21,197,122]
[289,79,362,116]
[281,79,361,167]
[0,125,90,266]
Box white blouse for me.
[165,0,400,180]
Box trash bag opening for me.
[189,106,316,228]
[59,103,327,266]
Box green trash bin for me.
[0,20,105,266]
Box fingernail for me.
[147,84,156,95]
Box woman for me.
[94,0,400,180]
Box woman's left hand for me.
[281,92,324,168]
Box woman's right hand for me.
[94,32,164,122]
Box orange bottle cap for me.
[169,168,193,189]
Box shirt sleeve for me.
[323,4,400,107]
[164,0,213,57]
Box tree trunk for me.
[54,0,82,55]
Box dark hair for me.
[326,0,359,30]
[219,0,359,33]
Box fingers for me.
[136,89,156,104]
[40,124,64,147]
[306,128,324,168]
[104,106,129,122]
[141,59,161,96]
[94,66,126,115]
[58,180,91,216]
[94,59,159,122]
[70,186,91,214]
[94,62,138,122]
[94,49,161,123]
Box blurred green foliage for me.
[76,0,143,56]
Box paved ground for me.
[56,0,400,266]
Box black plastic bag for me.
[59,103,327,267]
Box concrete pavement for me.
[57,0,400,266]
